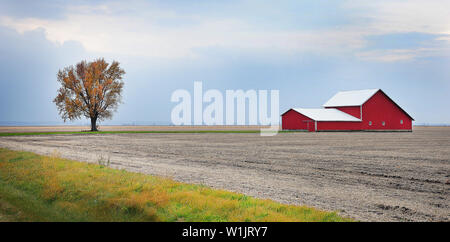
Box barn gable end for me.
[281,109,315,131]
[361,90,413,130]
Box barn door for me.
[305,120,315,132]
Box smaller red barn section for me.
[282,89,414,132]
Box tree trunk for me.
[90,116,98,131]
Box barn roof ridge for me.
[323,89,380,107]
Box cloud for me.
[0,1,367,59]
[357,32,450,62]
[0,0,449,62]
[356,48,447,62]
[0,26,88,123]
[343,0,450,34]
[0,17,365,59]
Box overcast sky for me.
[0,0,449,125]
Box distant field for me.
[0,126,449,221]
[0,125,284,137]
[0,125,268,133]
[0,125,445,134]
[0,148,349,222]
[0,130,265,137]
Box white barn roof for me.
[323,89,379,107]
[293,108,361,122]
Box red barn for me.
[282,89,414,132]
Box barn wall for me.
[326,106,361,119]
[316,121,361,131]
[361,91,412,130]
[281,110,315,131]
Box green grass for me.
[0,148,352,222]
[0,130,305,137]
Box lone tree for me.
[54,58,125,131]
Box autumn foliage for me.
[54,58,125,131]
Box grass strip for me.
[0,148,351,222]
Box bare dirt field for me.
[0,126,449,221]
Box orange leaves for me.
[54,58,125,123]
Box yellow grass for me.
[0,148,352,222]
